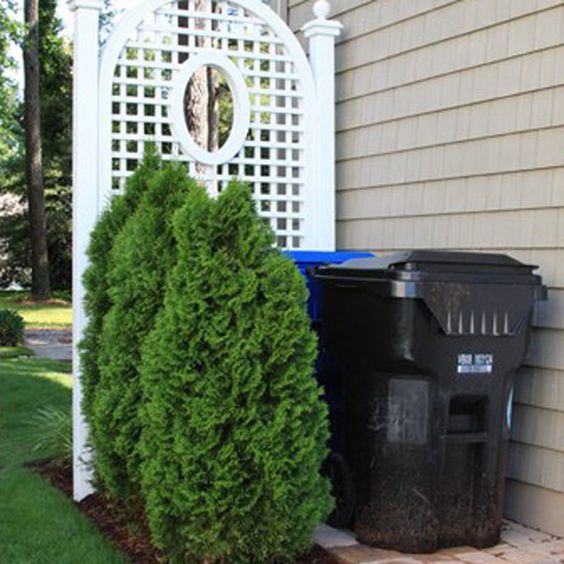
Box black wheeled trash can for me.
[313,251,546,553]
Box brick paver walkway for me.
[315,521,564,563]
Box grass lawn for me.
[0,355,125,564]
[0,291,72,329]
[0,346,34,359]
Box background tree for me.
[24,0,51,299]
[0,1,20,157]
[0,2,22,288]
[1,0,74,293]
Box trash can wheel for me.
[324,452,355,528]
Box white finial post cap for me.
[313,0,331,19]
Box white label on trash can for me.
[457,353,493,374]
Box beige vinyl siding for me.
[290,0,564,536]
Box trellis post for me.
[302,0,342,250]
[69,0,103,501]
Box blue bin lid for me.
[285,250,373,268]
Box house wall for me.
[289,0,564,536]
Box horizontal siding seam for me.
[336,43,564,104]
[333,246,564,254]
[506,477,564,496]
[332,244,564,255]
[336,166,564,193]
[336,2,564,73]
[337,124,564,164]
[336,0,461,49]
[289,0,457,33]
[337,205,564,223]
[510,439,564,456]
[513,402,564,416]
[336,82,564,132]
[336,164,564,192]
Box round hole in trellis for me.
[169,52,251,166]
[184,65,234,153]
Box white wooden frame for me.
[69,0,342,501]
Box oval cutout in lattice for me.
[170,51,250,166]
[183,65,235,153]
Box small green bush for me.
[140,181,333,563]
[91,163,196,500]
[0,309,24,346]
[79,147,161,423]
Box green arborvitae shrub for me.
[139,182,333,563]
[0,309,24,346]
[91,163,196,500]
[79,147,161,424]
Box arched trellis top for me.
[98,0,322,251]
[69,0,342,501]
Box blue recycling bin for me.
[285,251,373,323]
[285,250,373,527]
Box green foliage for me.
[30,405,72,459]
[91,162,196,501]
[0,309,24,346]
[0,0,20,154]
[0,0,73,291]
[99,0,119,44]
[140,181,333,563]
[0,2,22,281]
[79,148,161,425]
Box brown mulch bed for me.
[31,459,337,564]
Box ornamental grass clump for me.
[79,147,161,423]
[91,163,197,500]
[139,181,333,563]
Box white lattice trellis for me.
[101,0,318,249]
[69,0,342,500]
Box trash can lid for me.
[319,250,539,280]
[314,251,546,336]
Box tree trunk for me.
[206,62,218,153]
[180,0,219,175]
[23,0,50,300]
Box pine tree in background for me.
[1,0,75,291]
[24,0,50,299]
[91,162,196,500]
[140,181,333,563]
[79,148,161,424]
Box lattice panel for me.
[107,0,307,249]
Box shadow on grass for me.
[0,346,34,359]
[0,357,72,468]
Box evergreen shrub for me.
[0,309,24,346]
[139,181,333,563]
[91,162,196,500]
[79,147,161,423]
